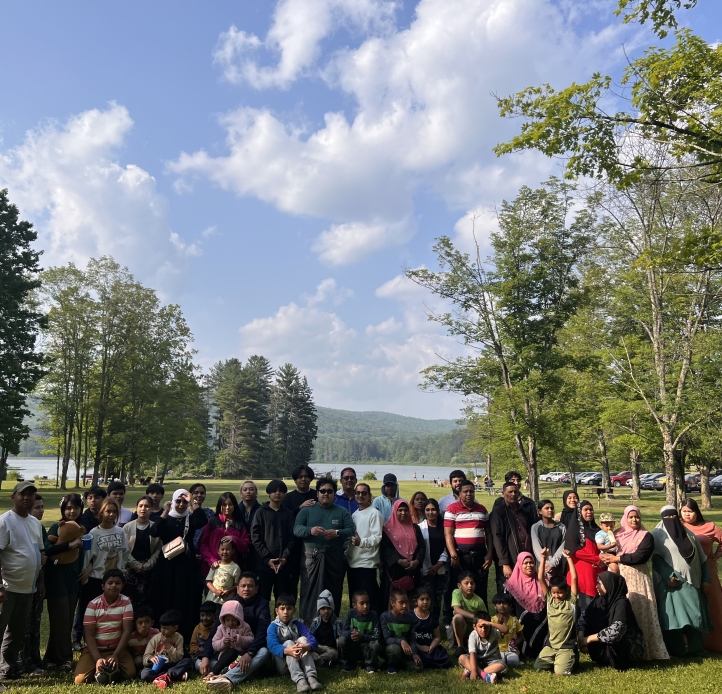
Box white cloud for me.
[213,0,397,89]
[0,104,192,292]
[173,0,634,265]
[240,273,467,417]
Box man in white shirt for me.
[347,483,383,613]
[107,481,133,526]
[0,481,45,687]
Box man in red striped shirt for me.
[74,569,135,685]
[444,480,492,605]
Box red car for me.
[610,471,633,487]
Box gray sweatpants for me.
[274,637,318,684]
[0,592,34,678]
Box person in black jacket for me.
[490,483,535,594]
[250,480,297,602]
[200,572,271,689]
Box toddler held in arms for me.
[596,513,619,574]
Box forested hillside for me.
[312,407,466,465]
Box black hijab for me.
[582,571,636,635]
[661,506,696,565]
[559,490,579,528]
[564,499,598,552]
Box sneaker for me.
[453,646,466,658]
[387,666,398,674]
[365,666,376,673]
[307,675,323,691]
[445,624,454,643]
[461,669,471,679]
[72,640,83,653]
[180,673,189,682]
[153,674,171,690]
[60,661,73,671]
[95,672,111,686]
[29,668,44,677]
[296,678,311,693]
[342,663,353,672]
[206,677,232,692]
[483,672,497,684]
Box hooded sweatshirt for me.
[212,600,253,654]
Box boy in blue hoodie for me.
[309,590,344,667]
[267,594,322,693]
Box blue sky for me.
[2,0,721,419]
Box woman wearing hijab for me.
[504,551,548,659]
[150,489,209,642]
[651,505,711,657]
[578,571,645,671]
[380,499,425,608]
[598,506,668,660]
[564,500,604,610]
[198,492,250,578]
[681,498,722,653]
[556,490,579,526]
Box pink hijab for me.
[383,499,418,560]
[614,505,648,555]
[504,551,544,614]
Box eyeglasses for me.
[318,489,334,495]
[342,476,356,481]
[355,490,369,496]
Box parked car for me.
[652,475,667,491]
[711,475,722,495]
[626,473,653,488]
[575,472,589,483]
[577,472,597,484]
[685,474,701,493]
[539,472,556,482]
[558,473,572,484]
[641,473,664,490]
[610,471,633,487]
[584,473,602,487]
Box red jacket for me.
[568,537,603,598]
[198,517,250,577]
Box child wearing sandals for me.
[458,611,508,684]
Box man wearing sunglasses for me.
[294,479,356,623]
[347,484,383,613]
[334,467,359,514]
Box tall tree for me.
[408,179,597,500]
[0,189,46,477]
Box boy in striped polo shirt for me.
[444,480,492,606]
[74,569,136,684]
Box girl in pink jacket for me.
[209,601,254,676]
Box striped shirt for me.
[83,593,134,649]
[444,500,489,552]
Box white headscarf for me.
[169,489,191,519]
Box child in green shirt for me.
[450,571,487,657]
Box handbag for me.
[162,515,190,560]
[392,574,415,592]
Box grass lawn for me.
[6,477,722,693]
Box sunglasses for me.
[318,489,334,495]
[355,490,369,496]
[342,476,356,481]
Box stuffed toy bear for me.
[47,520,85,564]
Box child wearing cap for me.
[595,513,618,574]
[309,590,344,667]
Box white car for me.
[539,472,557,482]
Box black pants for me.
[452,551,489,606]
[211,648,241,676]
[347,567,381,615]
[74,578,103,642]
[257,568,297,603]
[422,571,449,620]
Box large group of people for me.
[1,466,721,691]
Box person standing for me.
[334,468,359,514]
[251,480,297,602]
[294,479,355,623]
[78,486,107,532]
[282,465,317,599]
[438,471,466,516]
[107,481,133,527]
[347,483,383,613]
[490,483,535,594]
[444,480,492,607]
[198,493,250,577]
[530,499,566,578]
[372,473,401,522]
[239,481,261,533]
[0,481,45,686]
[419,499,448,620]
[409,492,428,525]
[681,498,722,653]
[122,496,162,608]
[492,471,537,523]
[564,501,604,610]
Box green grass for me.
[9,478,722,693]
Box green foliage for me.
[0,189,47,477]
[316,406,458,437]
[362,471,377,480]
[616,0,698,37]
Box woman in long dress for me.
[380,500,424,609]
[150,489,209,643]
[503,551,548,660]
[599,505,669,660]
[681,498,722,653]
[651,505,711,657]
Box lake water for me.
[8,459,485,483]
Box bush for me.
[6,471,21,481]
[363,471,377,481]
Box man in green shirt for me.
[294,479,355,622]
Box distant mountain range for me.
[316,406,460,438]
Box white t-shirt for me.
[116,507,133,527]
[0,510,43,593]
[86,525,129,579]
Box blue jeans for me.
[224,648,271,685]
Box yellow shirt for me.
[491,615,523,652]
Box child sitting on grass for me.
[533,548,579,676]
[141,609,192,689]
[341,590,383,673]
[412,587,450,669]
[309,590,344,667]
[267,593,323,693]
[596,513,619,574]
[73,569,135,685]
[458,611,508,684]
[380,589,422,674]
[192,601,219,671]
[128,605,158,671]
[450,571,487,657]
[205,537,241,604]
[209,601,253,677]
[491,594,523,667]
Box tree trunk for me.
[0,447,8,484]
[699,458,712,511]
[630,448,641,501]
[662,432,677,506]
[527,435,539,502]
[674,449,686,508]
[597,429,611,489]
[486,452,492,484]
[55,444,60,489]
